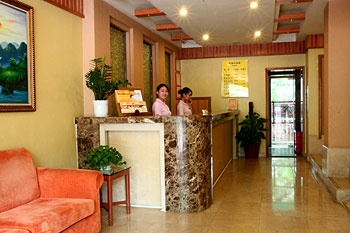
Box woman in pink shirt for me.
[152,84,171,116]
[177,87,193,116]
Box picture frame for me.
[227,98,238,111]
[0,0,35,112]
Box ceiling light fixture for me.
[254,30,261,38]
[250,1,258,9]
[202,34,209,41]
[179,7,188,17]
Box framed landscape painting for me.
[0,0,35,112]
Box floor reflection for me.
[271,158,297,210]
[101,157,350,233]
[270,145,295,157]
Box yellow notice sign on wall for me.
[221,60,248,97]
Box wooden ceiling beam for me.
[274,26,300,34]
[171,34,193,41]
[276,0,313,4]
[155,24,182,31]
[44,0,84,18]
[134,8,166,17]
[275,12,306,22]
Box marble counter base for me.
[75,115,212,213]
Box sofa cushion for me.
[0,228,30,232]
[0,148,40,213]
[0,198,95,233]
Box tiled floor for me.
[100,156,350,233]
[307,153,350,214]
[270,145,295,157]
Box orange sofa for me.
[0,148,104,233]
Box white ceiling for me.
[105,0,328,48]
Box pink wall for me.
[324,0,350,148]
[82,0,179,116]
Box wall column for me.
[323,0,350,178]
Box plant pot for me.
[99,164,112,174]
[244,143,260,158]
[93,100,108,117]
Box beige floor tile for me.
[259,215,309,233]
[100,157,349,233]
[307,216,350,233]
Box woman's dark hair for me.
[156,83,169,92]
[178,87,192,97]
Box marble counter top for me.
[211,110,239,126]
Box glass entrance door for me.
[268,68,303,157]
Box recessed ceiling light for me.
[202,34,209,40]
[250,1,258,9]
[179,7,188,16]
[254,30,261,37]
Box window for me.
[164,51,171,107]
[110,25,127,82]
[143,41,153,111]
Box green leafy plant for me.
[86,145,126,170]
[236,103,268,148]
[85,56,131,100]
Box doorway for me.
[267,68,304,157]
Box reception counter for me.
[75,110,238,213]
[211,111,239,184]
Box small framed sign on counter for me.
[115,88,149,116]
[227,98,238,111]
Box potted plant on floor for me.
[86,145,126,174]
[85,56,131,117]
[236,102,268,158]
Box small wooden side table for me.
[101,167,131,226]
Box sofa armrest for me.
[37,168,103,199]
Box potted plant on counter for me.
[236,102,267,158]
[85,56,131,117]
[86,145,126,174]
